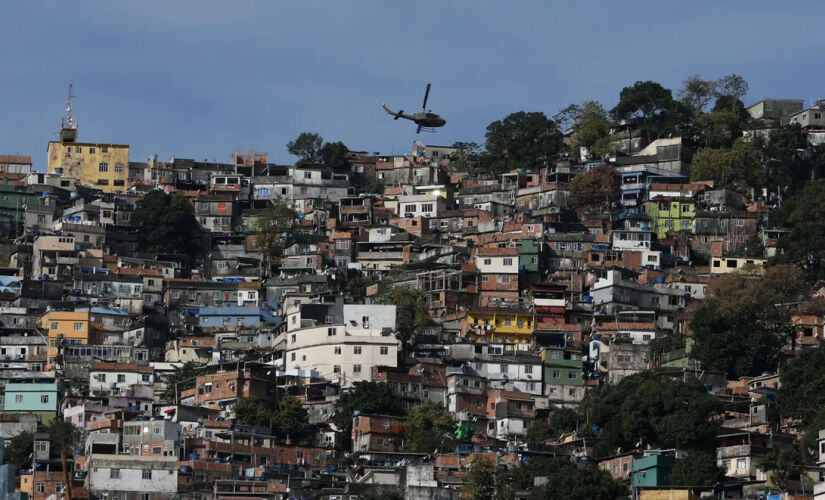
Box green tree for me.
[273,396,314,445]
[361,490,404,500]
[690,139,764,193]
[670,451,724,486]
[694,110,743,149]
[233,396,272,428]
[162,361,203,404]
[778,179,825,278]
[253,197,297,275]
[47,419,83,457]
[612,81,681,143]
[759,446,806,493]
[525,419,553,444]
[569,164,621,213]
[555,101,612,159]
[287,132,324,167]
[5,421,83,470]
[380,287,432,344]
[130,190,201,257]
[679,74,749,112]
[484,112,563,176]
[447,142,485,173]
[582,373,719,457]
[404,401,454,453]
[333,381,403,440]
[6,431,33,469]
[463,458,497,500]
[691,265,806,379]
[509,457,627,500]
[548,406,581,437]
[776,340,825,427]
[320,141,350,171]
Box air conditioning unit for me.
[404,213,414,219]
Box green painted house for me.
[3,382,59,424]
[519,239,549,275]
[543,346,585,403]
[644,198,694,239]
[632,453,677,487]
[0,185,36,237]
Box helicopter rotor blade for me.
[422,83,431,110]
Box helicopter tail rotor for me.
[395,110,403,120]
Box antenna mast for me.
[60,83,78,143]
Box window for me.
[404,204,416,213]
[353,346,362,355]
[353,364,361,374]
[73,322,84,331]
[102,146,109,153]
[142,469,152,479]
[117,374,126,383]
[500,364,507,373]
[421,203,434,213]
[41,395,49,403]
[324,315,333,324]
[481,276,489,282]
[335,240,350,250]
[499,275,510,284]
[51,322,58,330]
[327,327,336,336]
[380,346,389,355]
[290,353,296,361]
[503,258,513,266]
[333,365,341,374]
[736,458,747,470]
[304,171,311,179]
[99,162,109,172]
[36,483,45,493]
[75,146,82,153]
[568,371,577,379]
[142,374,151,382]
[525,365,533,374]
[334,346,341,355]
[110,468,121,479]
[97,179,109,185]
[14,394,22,403]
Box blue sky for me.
[1,1,823,168]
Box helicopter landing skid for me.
[417,126,438,133]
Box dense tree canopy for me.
[233,396,273,428]
[130,190,201,257]
[777,179,825,279]
[162,361,203,403]
[404,401,455,453]
[273,396,314,445]
[612,81,682,142]
[380,287,432,344]
[690,265,806,379]
[776,340,825,428]
[690,139,764,193]
[288,132,350,170]
[253,197,297,271]
[679,74,749,112]
[485,111,563,175]
[464,457,627,500]
[569,164,621,212]
[287,132,324,166]
[555,101,612,160]
[670,451,725,487]
[333,381,403,439]
[581,372,719,457]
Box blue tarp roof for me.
[91,306,129,316]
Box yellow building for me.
[466,307,534,345]
[41,311,94,369]
[46,94,130,193]
[47,140,129,193]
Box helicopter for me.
[382,83,446,133]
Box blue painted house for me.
[4,382,59,424]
